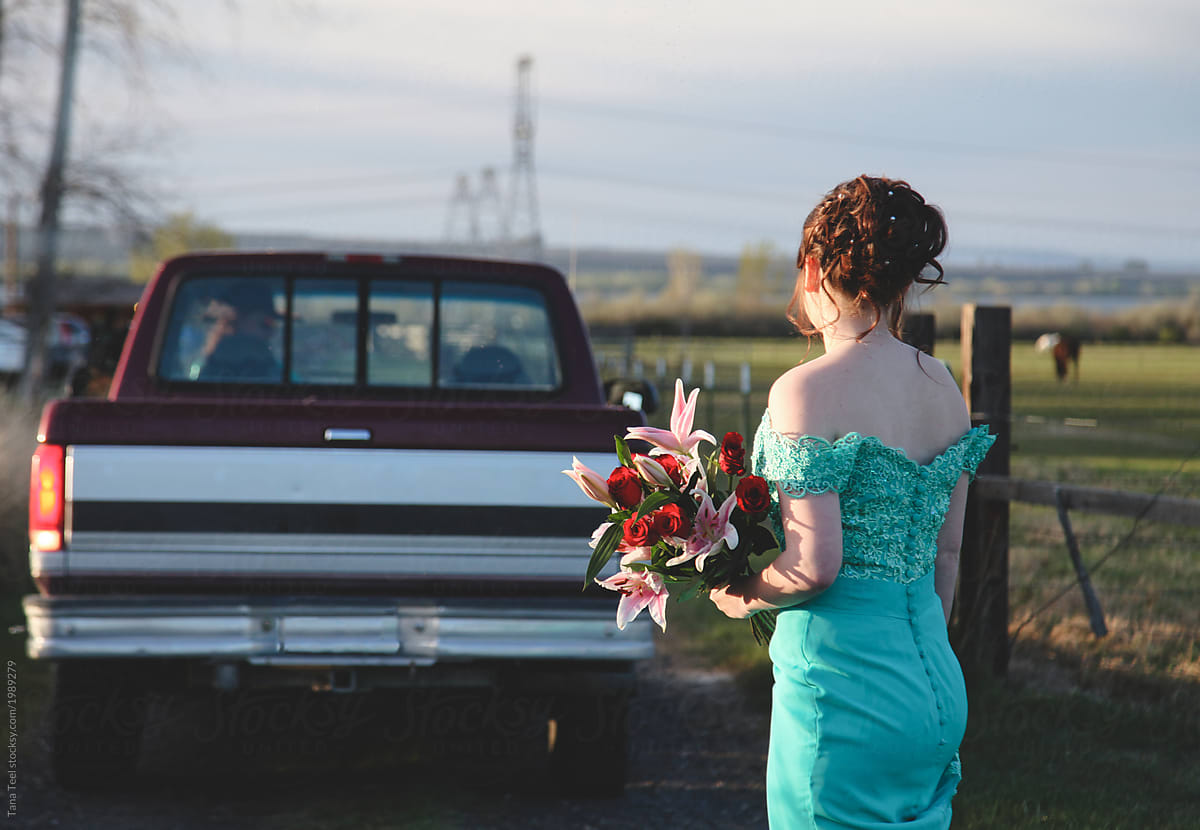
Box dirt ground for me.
[8,655,772,829]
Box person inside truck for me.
[197,281,283,382]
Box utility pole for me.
[19,0,82,401]
[506,55,541,254]
[4,195,19,314]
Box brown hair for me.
[786,175,947,339]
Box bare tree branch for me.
[5,1,236,399]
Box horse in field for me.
[1035,332,1081,382]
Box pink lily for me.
[632,454,674,488]
[682,453,708,493]
[595,567,668,632]
[625,379,717,457]
[620,548,653,566]
[666,491,739,570]
[564,457,618,509]
[589,522,613,549]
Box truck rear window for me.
[156,275,562,391]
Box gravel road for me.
[9,655,772,829]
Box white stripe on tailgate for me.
[67,532,583,557]
[62,544,610,580]
[68,447,619,506]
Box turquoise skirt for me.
[766,572,965,829]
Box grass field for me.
[596,334,1200,828]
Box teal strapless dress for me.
[752,412,995,829]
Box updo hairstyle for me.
[787,175,948,338]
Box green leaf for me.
[650,542,673,569]
[614,435,634,469]
[706,448,721,480]
[751,524,781,555]
[703,552,738,586]
[728,514,750,555]
[635,490,673,518]
[676,575,706,602]
[681,486,700,518]
[750,609,778,646]
[584,522,626,586]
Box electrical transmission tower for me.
[506,55,541,250]
[444,172,478,243]
[476,167,505,242]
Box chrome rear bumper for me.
[22,596,654,663]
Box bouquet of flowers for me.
[564,379,779,644]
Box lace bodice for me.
[751,410,995,584]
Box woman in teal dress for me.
[710,175,994,829]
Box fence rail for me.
[976,475,1200,527]
[976,474,1200,640]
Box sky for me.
[71,0,1200,269]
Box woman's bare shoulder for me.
[914,352,972,432]
[766,361,842,439]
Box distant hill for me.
[2,223,1195,291]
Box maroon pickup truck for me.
[24,252,653,792]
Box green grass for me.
[599,335,1200,829]
[953,677,1200,829]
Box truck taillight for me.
[30,444,65,552]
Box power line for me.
[212,192,445,219]
[189,166,1200,243]
[537,167,1200,239]
[539,96,1200,176]
[198,173,1200,242]
[182,169,456,198]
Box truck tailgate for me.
[44,444,616,591]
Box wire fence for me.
[594,346,764,440]
[1003,441,1200,642]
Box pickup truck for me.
[24,251,653,792]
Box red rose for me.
[623,515,659,547]
[735,475,770,516]
[652,503,692,539]
[607,466,643,510]
[719,431,746,476]
[656,454,686,487]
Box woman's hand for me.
[709,581,757,619]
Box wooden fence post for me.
[901,312,936,355]
[953,304,1011,680]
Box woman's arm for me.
[934,473,970,625]
[709,488,843,618]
